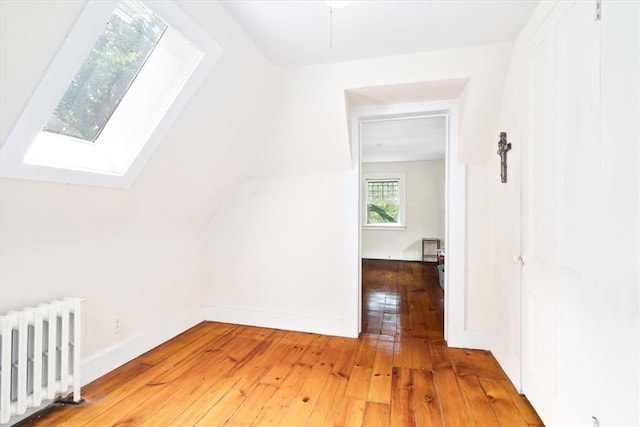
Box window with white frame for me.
[0,0,221,188]
[363,173,406,228]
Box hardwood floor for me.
[18,259,543,426]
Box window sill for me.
[362,225,407,231]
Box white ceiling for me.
[361,115,446,163]
[221,0,539,66]
[347,78,469,106]
[221,1,536,162]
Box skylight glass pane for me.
[42,1,167,142]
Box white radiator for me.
[0,298,82,424]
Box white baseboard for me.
[6,306,486,426]
[362,256,422,262]
[82,304,356,388]
[5,307,208,426]
[462,330,492,350]
[81,306,209,386]
[203,305,356,338]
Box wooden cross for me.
[497,132,511,183]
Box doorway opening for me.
[348,100,466,347]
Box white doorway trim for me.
[346,99,465,346]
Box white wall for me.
[1,0,513,382]
[205,43,513,339]
[1,0,521,412]
[595,1,639,423]
[488,1,639,425]
[0,0,279,383]
[361,160,444,261]
[4,1,637,424]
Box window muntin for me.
[367,180,400,224]
[363,172,406,228]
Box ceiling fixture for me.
[323,1,350,49]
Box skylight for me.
[43,2,167,143]
[0,1,221,188]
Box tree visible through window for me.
[367,180,400,224]
[43,1,167,142]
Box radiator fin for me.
[0,298,82,424]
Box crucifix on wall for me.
[497,132,511,183]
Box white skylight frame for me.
[0,1,221,188]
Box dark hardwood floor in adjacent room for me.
[19,259,542,426]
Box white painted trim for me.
[203,305,356,338]
[363,256,422,262]
[361,225,407,231]
[343,169,361,336]
[81,306,208,386]
[462,330,491,350]
[362,171,407,228]
[443,102,466,348]
[350,100,466,347]
[0,0,221,188]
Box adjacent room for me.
[1,1,638,426]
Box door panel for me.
[521,1,600,425]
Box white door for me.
[520,1,601,425]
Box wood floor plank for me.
[362,401,390,427]
[457,373,501,427]
[477,377,528,427]
[163,369,242,426]
[18,261,542,427]
[224,383,277,426]
[413,368,444,427]
[448,347,477,378]
[467,349,507,380]
[332,337,360,379]
[306,372,348,426]
[93,335,252,426]
[20,359,157,426]
[51,325,241,426]
[429,340,452,371]
[129,351,240,426]
[277,336,345,425]
[252,363,312,425]
[141,321,233,366]
[390,367,416,426]
[354,333,379,369]
[433,367,470,426]
[194,383,249,426]
[162,330,289,426]
[393,337,413,368]
[344,365,372,400]
[259,332,314,387]
[409,337,433,370]
[367,338,394,404]
[143,334,275,425]
[497,378,545,426]
[297,334,330,368]
[334,397,366,427]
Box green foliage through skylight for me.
[43,1,167,142]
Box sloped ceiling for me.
[221,0,539,65]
